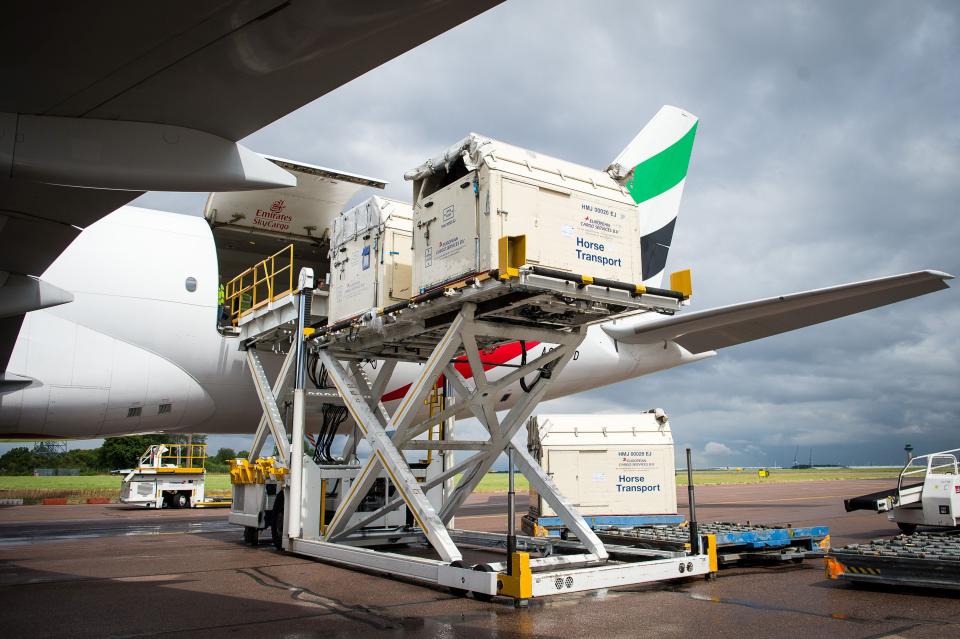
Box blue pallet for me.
[705,526,830,549]
[531,516,829,549]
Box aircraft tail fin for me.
[607,105,698,287]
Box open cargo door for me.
[204,155,387,294]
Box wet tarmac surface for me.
[1,479,957,638]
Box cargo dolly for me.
[229,266,718,604]
[825,531,960,590]
[594,522,830,566]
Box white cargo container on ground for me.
[524,412,680,534]
[328,196,413,323]
[404,106,698,294]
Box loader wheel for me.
[244,526,259,545]
[271,492,285,550]
[448,560,468,597]
[897,522,917,535]
[472,564,496,602]
[171,492,189,509]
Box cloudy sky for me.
[66,1,960,467]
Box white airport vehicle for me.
[845,447,960,534]
[115,443,207,509]
[889,449,960,533]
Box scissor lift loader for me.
[228,265,718,604]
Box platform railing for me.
[137,444,207,471]
[897,447,959,498]
[224,244,295,325]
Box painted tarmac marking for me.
[694,494,847,505]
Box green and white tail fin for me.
[607,105,698,288]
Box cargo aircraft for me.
[0,3,952,441]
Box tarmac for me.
[1,478,957,638]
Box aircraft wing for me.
[0,1,504,373]
[602,270,954,353]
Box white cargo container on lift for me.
[115,443,207,509]
[328,196,413,324]
[404,106,697,294]
[523,412,682,536]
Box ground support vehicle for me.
[825,531,960,590]
[844,447,959,534]
[228,265,718,605]
[116,444,208,509]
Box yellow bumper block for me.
[228,457,288,485]
[497,552,533,600]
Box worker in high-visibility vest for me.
[218,280,228,325]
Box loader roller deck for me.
[243,266,684,356]
[825,531,960,590]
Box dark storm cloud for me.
[134,1,958,466]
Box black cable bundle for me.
[307,353,331,389]
[519,340,541,392]
[312,403,348,464]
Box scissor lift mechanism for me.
[235,268,715,602]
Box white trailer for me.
[115,444,207,509]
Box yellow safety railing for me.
[224,244,295,325]
[137,444,206,471]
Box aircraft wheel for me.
[897,522,917,535]
[271,492,285,550]
[243,526,259,545]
